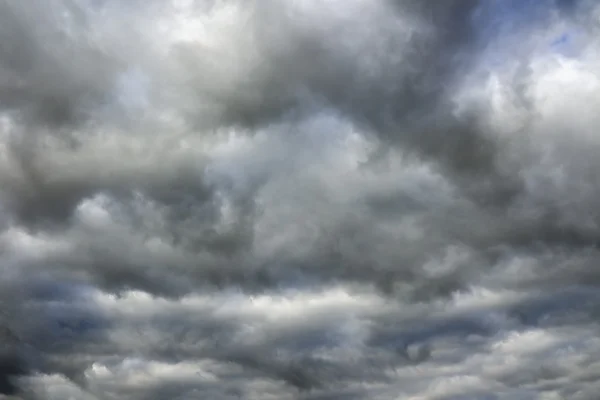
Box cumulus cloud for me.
[0,0,599,399]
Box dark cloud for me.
[0,346,26,396]
[1,0,600,398]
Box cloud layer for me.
[1,0,600,399]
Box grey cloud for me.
[1,0,600,399]
[0,329,27,396]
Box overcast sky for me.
[1,1,600,399]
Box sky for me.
[0,0,600,399]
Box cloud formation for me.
[1,0,600,399]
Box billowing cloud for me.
[1,0,599,399]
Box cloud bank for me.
[1,0,600,399]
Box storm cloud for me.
[1,0,600,399]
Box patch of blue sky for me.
[549,28,585,57]
[471,0,581,68]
